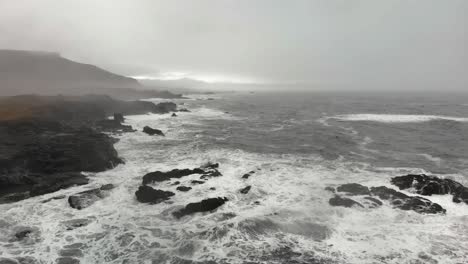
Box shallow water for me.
[1,92,468,263]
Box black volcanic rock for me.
[143,126,165,136]
[336,183,370,196]
[329,195,363,208]
[391,174,468,204]
[68,184,114,210]
[176,186,192,192]
[135,186,175,204]
[370,186,445,214]
[0,119,122,203]
[142,168,205,185]
[240,186,252,194]
[173,197,228,218]
[171,113,177,117]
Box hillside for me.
[0,50,182,99]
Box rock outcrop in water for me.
[135,186,175,204]
[391,174,468,204]
[142,165,222,185]
[142,126,165,136]
[173,197,228,218]
[328,183,446,214]
[0,95,179,203]
[68,184,115,210]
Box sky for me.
[0,0,467,91]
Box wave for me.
[330,114,468,123]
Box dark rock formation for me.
[176,186,192,192]
[191,180,205,185]
[242,171,255,179]
[329,183,446,214]
[324,187,336,193]
[171,113,177,117]
[329,195,363,208]
[391,174,468,204]
[135,186,175,204]
[370,186,445,214]
[178,108,190,112]
[68,184,114,210]
[173,197,228,218]
[95,119,135,133]
[0,119,121,203]
[113,113,124,123]
[142,168,205,185]
[142,164,222,185]
[336,183,370,196]
[142,126,165,136]
[240,186,252,194]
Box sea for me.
[1,91,468,264]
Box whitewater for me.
[1,92,468,263]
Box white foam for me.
[330,114,468,123]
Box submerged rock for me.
[191,180,205,185]
[173,197,228,218]
[391,174,468,204]
[240,186,252,194]
[242,171,255,179]
[336,183,370,196]
[370,186,445,214]
[142,126,165,136]
[176,186,192,192]
[135,185,175,204]
[329,195,363,208]
[68,184,114,210]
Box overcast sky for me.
[0,0,467,91]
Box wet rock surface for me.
[173,197,228,219]
[135,185,175,204]
[176,186,192,192]
[391,174,468,204]
[142,126,165,136]
[68,184,114,210]
[329,183,446,214]
[142,165,221,185]
[240,186,252,194]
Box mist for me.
[0,0,467,92]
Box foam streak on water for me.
[1,94,468,264]
[331,114,468,123]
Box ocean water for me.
[1,92,468,263]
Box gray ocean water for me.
[1,92,468,263]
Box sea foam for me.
[331,114,468,123]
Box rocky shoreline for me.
[0,94,178,204]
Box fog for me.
[0,0,467,91]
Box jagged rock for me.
[14,229,33,240]
[171,113,177,117]
[95,119,135,133]
[113,113,124,123]
[191,180,205,185]
[68,184,114,210]
[56,257,80,264]
[176,186,192,192]
[336,183,370,196]
[370,186,445,214]
[173,197,228,218]
[391,174,468,204]
[240,186,252,194]
[135,186,174,204]
[142,126,165,136]
[329,195,363,208]
[142,168,205,185]
[242,171,255,179]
